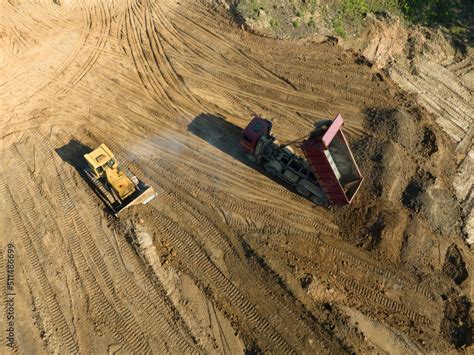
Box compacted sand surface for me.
[0,0,471,353]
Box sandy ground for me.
[0,0,472,353]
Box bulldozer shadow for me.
[55,140,114,215]
[55,139,93,171]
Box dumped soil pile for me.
[443,244,469,285]
[363,18,474,245]
[335,104,462,251]
[233,0,473,245]
[441,296,473,348]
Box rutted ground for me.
[0,0,472,353]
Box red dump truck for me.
[239,113,363,206]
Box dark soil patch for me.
[402,179,424,211]
[441,296,473,348]
[402,171,435,212]
[364,219,385,250]
[421,126,438,156]
[300,273,313,290]
[365,107,399,137]
[442,245,468,285]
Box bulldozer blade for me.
[115,185,157,216]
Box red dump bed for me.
[301,114,363,206]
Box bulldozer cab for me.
[84,144,118,178]
[84,144,136,200]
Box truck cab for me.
[240,116,273,154]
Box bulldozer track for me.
[84,125,338,239]
[124,0,205,116]
[7,132,167,352]
[2,0,96,108]
[337,271,431,325]
[57,0,112,96]
[145,2,204,112]
[5,2,51,33]
[390,67,470,143]
[141,168,340,353]
[85,133,339,352]
[156,162,336,237]
[125,0,176,112]
[448,57,473,77]
[176,4,299,89]
[269,240,432,326]
[301,233,437,302]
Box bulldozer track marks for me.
[2,0,110,108]
[0,178,80,353]
[125,1,177,113]
[85,125,338,238]
[57,0,112,96]
[390,67,471,143]
[338,275,431,325]
[9,142,154,354]
[86,130,340,352]
[300,233,437,302]
[38,130,202,353]
[150,210,296,354]
[1,131,201,353]
[285,247,432,326]
[267,235,434,326]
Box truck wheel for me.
[244,153,257,163]
[264,165,277,176]
[263,160,281,177]
[296,184,310,198]
[311,193,328,206]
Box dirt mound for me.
[441,296,473,348]
[385,26,473,244]
[406,27,459,66]
[347,12,408,68]
[401,170,435,212]
[337,105,461,250]
[442,245,469,285]
[365,107,437,156]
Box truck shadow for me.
[187,113,243,160]
[187,113,305,199]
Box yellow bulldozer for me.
[83,144,156,216]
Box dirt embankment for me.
[353,13,473,247]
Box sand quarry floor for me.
[0,0,472,353]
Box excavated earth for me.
[0,0,472,353]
